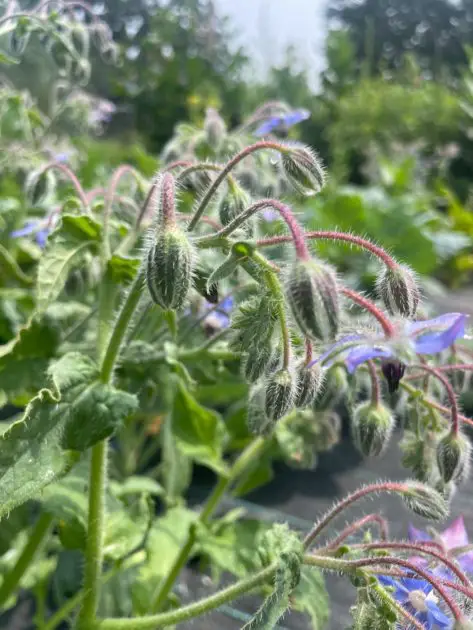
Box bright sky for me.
[214,0,329,86]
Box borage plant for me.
[1,131,473,630]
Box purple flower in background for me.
[314,313,468,374]
[378,575,451,629]
[409,517,473,575]
[205,296,233,329]
[254,108,310,136]
[10,219,51,248]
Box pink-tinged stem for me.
[258,230,397,269]
[303,482,408,549]
[158,173,176,227]
[136,181,158,228]
[188,141,288,231]
[324,513,389,549]
[103,165,141,258]
[410,364,459,435]
[341,287,395,337]
[162,160,194,172]
[403,384,473,428]
[304,339,313,365]
[367,360,381,405]
[40,162,89,211]
[176,213,222,231]
[204,199,310,260]
[407,364,473,380]
[352,541,471,586]
[367,567,473,600]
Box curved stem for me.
[187,141,287,231]
[303,481,407,549]
[0,513,53,608]
[373,583,425,630]
[341,287,395,336]
[95,564,276,630]
[176,162,237,190]
[367,360,380,405]
[324,513,389,549]
[40,162,89,212]
[198,199,309,259]
[258,230,397,269]
[409,365,459,435]
[400,381,473,428]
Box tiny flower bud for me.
[146,228,193,310]
[376,264,421,318]
[316,365,348,410]
[25,169,55,205]
[351,402,395,457]
[218,186,250,227]
[265,368,296,422]
[401,481,449,521]
[400,429,437,482]
[381,360,406,394]
[436,430,471,484]
[294,362,324,408]
[285,259,339,342]
[281,144,325,196]
[204,107,226,150]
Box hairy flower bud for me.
[286,259,339,342]
[146,228,193,310]
[400,429,437,482]
[376,264,421,318]
[351,402,395,457]
[401,481,449,521]
[265,368,296,422]
[281,144,325,196]
[436,430,471,484]
[294,362,324,408]
[218,186,250,227]
[316,365,348,410]
[204,107,226,150]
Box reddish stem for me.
[257,230,397,269]
[304,339,313,365]
[367,360,381,405]
[352,541,471,586]
[410,364,459,435]
[188,140,287,231]
[341,287,395,337]
[158,173,176,226]
[40,162,89,211]
[162,160,193,172]
[407,364,473,380]
[325,513,389,549]
[303,481,408,548]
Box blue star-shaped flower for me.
[10,220,51,248]
[378,575,452,628]
[254,108,310,136]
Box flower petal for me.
[35,227,50,248]
[408,524,432,543]
[344,345,394,373]
[310,333,369,368]
[10,220,40,238]
[457,552,473,574]
[254,116,283,136]
[282,108,310,127]
[400,577,431,593]
[408,313,468,354]
[426,600,451,628]
[441,516,469,550]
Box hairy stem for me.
[409,364,459,435]
[367,360,381,405]
[324,513,389,549]
[341,287,395,336]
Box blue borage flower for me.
[378,575,451,628]
[204,296,234,328]
[310,313,468,374]
[10,219,51,248]
[254,108,310,137]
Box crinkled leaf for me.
[172,380,228,474]
[107,255,140,284]
[36,214,101,310]
[0,313,60,399]
[0,388,79,519]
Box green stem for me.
[95,564,276,630]
[150,436,268,612]
[0,513,53,608]
[77,440,108,628]
[165,310,178,341]
[373,584,425,630]
[100,270,144,384]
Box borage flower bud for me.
[204,107,226,150]
[294,362,324,408]
[376,264,420,318]
[351,402,395,457]
[401,481,449,521]
[436,430,471,484]
[316,365,348,410]
[281,144,325,196]
[265,368,296,422]
[218,186,250,227]
[146,228,193,310]
[285,258,340,342]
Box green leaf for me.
[161,412,193,501]
[36,214,101,310]
[0,51,19,65]
[196,381,248,406]
[172,380,228,474]
[132,507,196,614]
[0,388,79,520]
[0,313,60,399]
[107,255,140,284]
[292,566,329,630]
[111,476,164,498]
[0,245,33,287]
